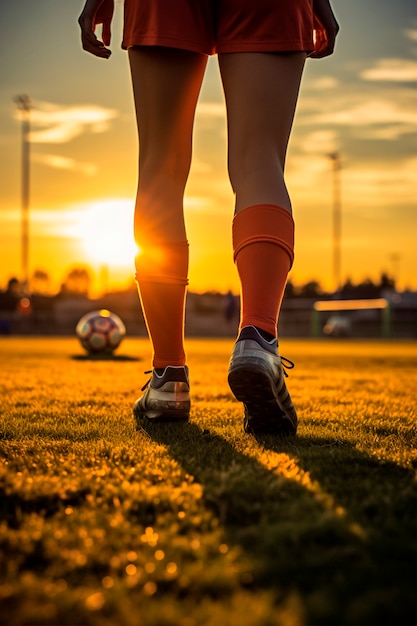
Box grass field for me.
[0,336,416,626]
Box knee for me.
[134,178,187,245]
[139,140,192,190]
[134,152,190,243]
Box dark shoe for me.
[133,366,190,422]
[228,326,298,435]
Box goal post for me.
[311,298,391,338]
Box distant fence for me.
[1,292,416,338]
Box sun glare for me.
[79,200,138,267]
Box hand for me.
[309,0,339,59]
[78,0,114,59]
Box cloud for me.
[196,102,225,118]
[361,58,417,82]
[305,76,339,90]
[297,88,417,140]
[184,196,213,211]
[190,158,212,174]
[294,129,339,154]
[15,100,118,144]
[357,158,414,205]
[405,28,417,42]
[34,154,97,176]
[317,99,416,126]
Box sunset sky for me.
[0,0,416,296]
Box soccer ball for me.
[76,309,126,354]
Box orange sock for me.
[232,204,294,338]
[135,241,188,368]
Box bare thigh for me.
[128,47,207,243]
[219,52,306,213]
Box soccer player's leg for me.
[128,47,207,421]
[220,51,305,433]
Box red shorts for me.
[122,0,314,55]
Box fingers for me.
[310,35,337,58]
[309,0,339,59]
[309,28,335,59]
[78,12,111,59]
[102,21,112,47]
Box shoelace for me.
[141,370,153,392]
[281,356,295,378]
[141,360,294,390]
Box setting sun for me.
[78,200,138,267]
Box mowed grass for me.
[0,336,416,626]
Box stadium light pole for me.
[14,94,32,293]
[390,252,401,290]
[328,152,342,295]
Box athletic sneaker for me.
[228,326,298,435]
[133,365,190,422]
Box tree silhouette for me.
[61,267,91,296]
[31,269,50,294]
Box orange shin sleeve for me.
[232,205,294,337]
[135,241,188,368]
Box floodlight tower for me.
[390,253,401,290]
[328,152,342,295]
[14,94,32,292]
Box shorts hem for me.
[216,40,313,54]
[123,37,312,56]
[122,35,214,56]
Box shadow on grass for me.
[70,354,141,362]
[138,418,417,626]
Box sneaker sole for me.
[228,364,297,435]
[133,402,190,424]
[133,378,190,424]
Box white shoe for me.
[133,366,190,422]
[228,326,298,435]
